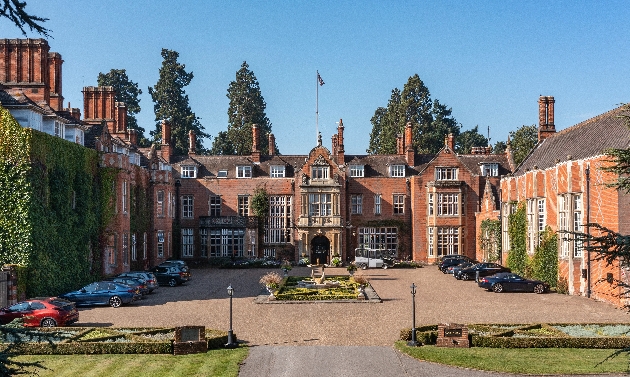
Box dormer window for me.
[270,165,285,178]
[311,166,329,180]
[390,165,405,177]
[237,166,252,178]
[436,167,458,180]
[350,165,364,177]
[217,170,228,178]
[181,165,197,178]
[481,163,498,177]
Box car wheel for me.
[492,283,503,293]
[168,278,178,287]
[461,273,470,281]
[534,284,546,294]
[109,295,122,308]
[40,318,57,327]
[360,264,367,270]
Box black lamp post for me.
[407,283,419,347]
[225,284,238,348]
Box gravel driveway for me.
[75,266,630,346]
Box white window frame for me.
[308,193,332,216]
[311,166,329,180]
[351,195,363,214]
[374,194,381,215]
[217,170,228,178]
[393,194,405,214]
[181,165,197,178]
[182,228,194,257]
[122,233,129,265]
[436,167,458,181]
[437,193,459,216]
[200,228,208,257]
[122,181,128,214]
[390,165,405,177]
[265,196,292,244]
[481,163,499,177]
[209,196,221,216]
[437,227,459,256]
[428,193,434,216]
[428,227,434,256]
[238,195,249,217]
[182,195,194,219]
[350,165,364,177]
[357,227,398,256]
[558,195,569,258]
[156,190,165,217]
[237,166,252,178]
[573,194,583,258]
[270,165,285,178]
[131,234,137,261]
[157,231,164,258]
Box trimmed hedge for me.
[400,323,630,349]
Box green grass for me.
[396,342,630,374]
[13,347,249,377]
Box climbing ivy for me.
[0,105,105,297]
[530,226,558,287]
[250,186,269,218]
[479,218,501,262]
[506,201,528,276]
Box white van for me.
[354,247,391,269]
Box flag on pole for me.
[317,71,325,86]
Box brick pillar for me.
[251,124,260,162]
[188,130,196,154]
[337,119,345,163]
[405,122,414,164]
[269,133,276,156]
[161,120,172,163]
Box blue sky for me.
[1,1,628,155]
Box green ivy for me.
[250,186,269,218]
[506,201,528,276]
[479,219,501,262]
[0,105,104,297]
[530,226,558,287]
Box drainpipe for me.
[586,166,591,298]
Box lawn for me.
[13,347,249,377]
[396,342,630,374]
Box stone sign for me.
[173,326,207,355]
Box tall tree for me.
[509,124,538,166]
[367,75,459,155]
[97,69,148,146]
[455,125,489,154]
[211,61,275,155]
[148,49,208,155]
[493,141,507,154]
[1,0,50,37]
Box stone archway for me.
[311,235,330,265]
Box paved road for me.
[75,266,630,376]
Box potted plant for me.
[259,272,282,296]
[280,261,292,277]
[353,274,369,298]
[346,263,357,276]
[331,256,342,267]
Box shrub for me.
[259,272,282,289]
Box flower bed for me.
[274,276,365,301]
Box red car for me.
[0,298,79,327]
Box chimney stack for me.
[128,129,138,147]
[538,96,556,142]
[251,124,260,162]
[161,120,172,163]
[405,122,414,164]
[337,119,345,164]
[115,102,127,133]
[268,133,275,156]
[445,133,455,150]
[188,130,196,155]
[332,134,338,157]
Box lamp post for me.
[407,283,419,347]
[225,284,237,348]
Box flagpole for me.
[316,70,319,142]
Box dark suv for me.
[149,265,191,287]
[438,255,473,273]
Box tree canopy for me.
[367,74,460,155]
[211,61,276,155]
[455,125,489,154]
[1,0,50,37]
[148,49,208,155]
[509,124,538,166]
[97,69,148,146]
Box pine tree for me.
[148,49,208,155]
[0,0,50,37]
[211,61,276,155]
[367,75,459,155]
[98,69,148,146]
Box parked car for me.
[438,255,473,273]
[478,272,550,294]
[117,271,159,293]
[60,281,141,308]
[455,262,511,281]
[0,298,79,327]
[149,265,191,287]
[109,277,149,296]
[447,260,476,275]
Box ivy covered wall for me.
[0,106,103,297]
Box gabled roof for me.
[343,154,414,177]
[514,105,630,176]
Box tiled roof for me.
[343,154,417,177]
[515,106,630,176]
[458,153,511,177]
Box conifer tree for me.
[0,0,50,37]
[211,61,276,155]
[508,124,538,166]
[98,69,148,146]
[148,49,208,155]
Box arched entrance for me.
[311,235,330,265]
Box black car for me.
[455,262,511,281]
[438,255,473,273]
[478,272,549,294]
[149,265,191,287]
[447,260,476,276]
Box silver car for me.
[117,271,159,293]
